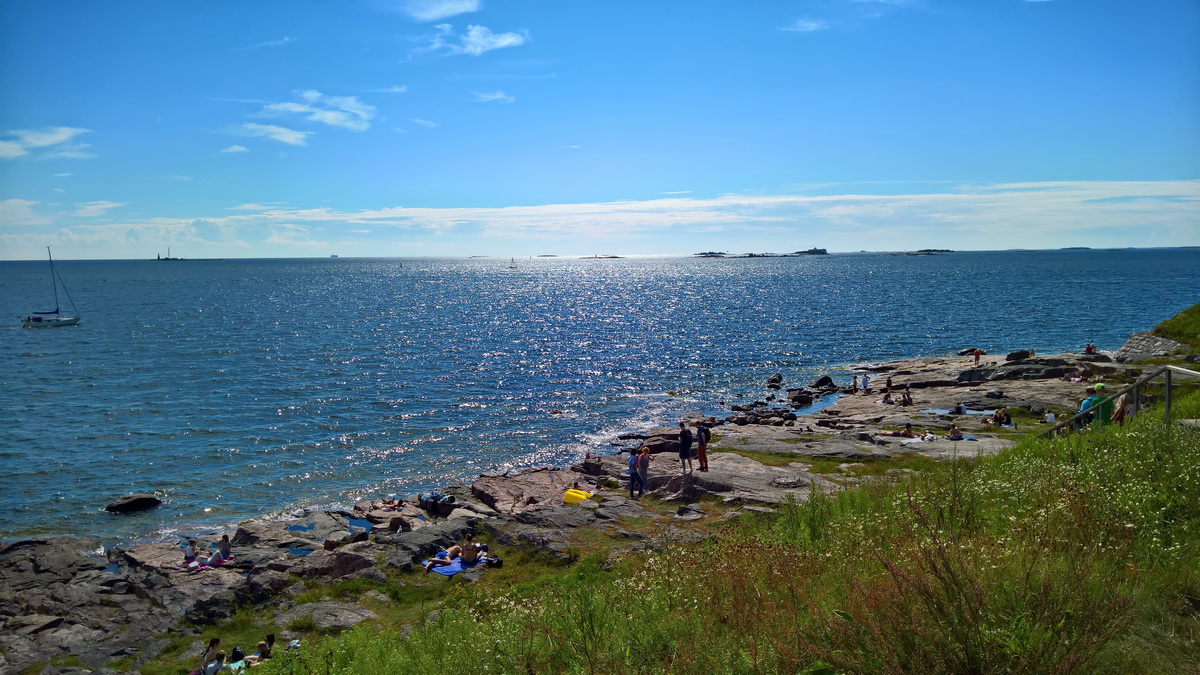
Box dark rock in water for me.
[1006,350,1031,362]
[958,348,985,356]
[809,375,834,388]
[105,494,162,513]
[767,372,783,385]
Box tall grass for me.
[258,393,1200,675]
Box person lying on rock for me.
[422,531,480,573]
[877,423,916,438]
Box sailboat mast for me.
[47,247,61,314]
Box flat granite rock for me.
[275,602,378,631]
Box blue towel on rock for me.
[430,557,481,576]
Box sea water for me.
[1,249,1197,545]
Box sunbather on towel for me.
[423,532,479,573]
[946,424,965,440]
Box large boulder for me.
[471,469,581,514]
[233,511,350,548]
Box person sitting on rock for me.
[422,532,479,573]
[946,424,965,440]
[880,392,893,404]
[218,535,232,560]
[183,539,199,565]
[900,391,914,406]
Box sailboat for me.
[21,247,81,328]
[507,257,518,269]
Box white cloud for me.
[369,85,409,94]
[0,199,51,226]
[411,118,439,128]
[783,17,830,32]
[227,203,283,211]
[241,36,296,49]
[241,123,311,146]
[1,127,94,160]
[255,90,375,131]
[73,201,127,218]
[473,90,515,103]
[54,173,73,177]
[0,140,27,159]
[396,0,480,21]
[416,23,527,57]
[220,145,249,153]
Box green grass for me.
[1151,302,1200,352]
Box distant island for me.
[695,248,827,258]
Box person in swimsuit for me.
[946,424,964,440]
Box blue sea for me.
[1,250,1197,545]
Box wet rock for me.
[104,494,162,514]
[768,373,783,385]
[808,375,834,388]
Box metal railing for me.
[1040,365,1200,438]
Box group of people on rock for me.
[183,535,233,570]
[421,531,489,573]
[195,634,273,674]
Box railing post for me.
[1132,385,1140,417]
[1164,369,1173,425]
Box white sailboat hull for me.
[21,315,80,328]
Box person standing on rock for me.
[974,349,983,366]
[637,445,652,489]
[694,421,711,472]
[851,375,859,393]
[861,374,871,393]
[677,422,695,473]
[627,449,645,499]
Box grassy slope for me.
[1152,301,1200,352]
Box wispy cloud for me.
[0,127,94,160]
[783,17,830,32]
[368,85,409,94]
[472,90,514,103]
[54,173,73,177]
[9,182,1194,258]
[220,145,249,153]
[384,0,481,22]
[415,24,528,57]
[254,90,375,132]
[241,123,312,146]
[73,201,127,218]
[0,199,51,226]
[411,118,439,128]
[240,36,296,49]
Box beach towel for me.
[430,557,481,577]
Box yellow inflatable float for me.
[563,488,593,504]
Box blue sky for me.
[1,0,1197,259]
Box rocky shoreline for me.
[0,346,1165,673]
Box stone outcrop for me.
[1113,331,1188,363]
